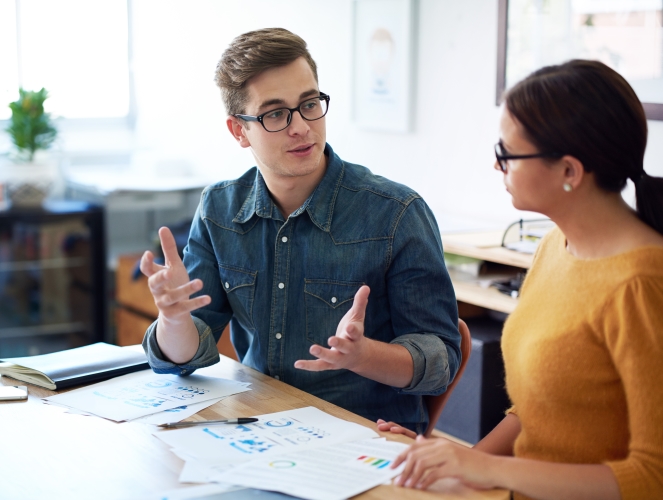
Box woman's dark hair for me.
[504,59,663,235]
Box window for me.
[0,0,133,124]
[496,0,663,120]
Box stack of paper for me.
[43,370,251,424]
[154,406,408,500]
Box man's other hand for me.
[294,285,371,372]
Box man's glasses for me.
[234,93,330,133]
[494,141,562,172]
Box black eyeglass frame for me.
[494,142,562,172]
[234,93,331,132]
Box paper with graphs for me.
[154,406,378,465]
[44,372,251,421]
[211,437,408,500]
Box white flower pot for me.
[0,153,60,208]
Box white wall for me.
[65,0,663,231]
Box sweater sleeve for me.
[602,277,663,499]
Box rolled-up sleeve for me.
[386,198,460,396]
[391,333,450,393]
[142,316,220,376]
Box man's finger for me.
[160,295,211,317]
[308,344,344,365]
[140,250,164,277]
[327,336,353,353]
[147,268,173,293]
[155,279,204,308]
[293,359,334,371]
[159,226,183,267]
[349,285,370,322]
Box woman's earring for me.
[563,183,573,192]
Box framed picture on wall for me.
[496,0,663,120]
[352,0,417,132]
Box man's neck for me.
[262,157,328,218]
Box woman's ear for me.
[560,155,585,192]
[226,116,251,148]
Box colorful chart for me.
[357,455,391,469]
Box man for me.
[141,28,460,434]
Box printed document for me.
[212,437,408,500]
[44,372,251,421]
[154,406,378,464]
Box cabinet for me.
[0,201,106,358]
[435,230,534,443]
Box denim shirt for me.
[143,143,460,433]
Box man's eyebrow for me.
[299,89,320,100]
[256,89,320,113]
[257,98,286,113]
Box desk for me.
[1,355,509,500]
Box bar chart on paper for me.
[357,455,392,469]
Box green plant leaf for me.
[5,87,58,162]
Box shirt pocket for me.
[219,265,257,331]
[304,279,364,345]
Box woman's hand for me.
[393,435,500,491]
[376,419,417,439]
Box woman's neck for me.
[552,191,661,259]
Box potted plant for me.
[2,87,59,207]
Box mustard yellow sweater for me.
[502,228,663,499]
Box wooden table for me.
[1,355,509,500]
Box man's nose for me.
[288,109,310,135]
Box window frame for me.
[0,0,137,131]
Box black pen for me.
[157,417,259,429]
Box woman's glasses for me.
[494,141,562,172]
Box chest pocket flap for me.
[218,265,257,330]
[304,280,364,308]
[219,265,256,292]
[304,280,364,344]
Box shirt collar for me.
[305,143,343,232]
[233,143,343,230]
[231,168,276,223]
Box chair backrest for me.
[423,318,472,437]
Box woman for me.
[378,60,663,499]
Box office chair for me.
[424,318,472,437]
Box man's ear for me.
[560,155,585,191]
[226,116,251,148]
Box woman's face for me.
[497,108,563,214]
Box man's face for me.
[228,57,327,181]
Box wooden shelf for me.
[443,231,534,269]
[451,278,518,314]
[443,230,535,314]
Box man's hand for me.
[140,227,211,325]
[294,285,372,372]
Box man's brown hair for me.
[215,27,318,116]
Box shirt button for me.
[278,283,285,289]
[275,333,282,340]
[331,297,337,304]
[181,369,187,375]
[225,282,230,289]
[281,236,288,243]
[274,375,280,380]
